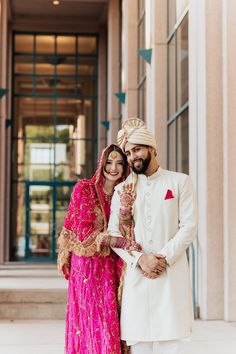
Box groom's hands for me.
[138,253,167,279]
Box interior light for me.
[52,0,60,5]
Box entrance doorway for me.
[11,33,98,261]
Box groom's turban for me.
[117,118,157,152]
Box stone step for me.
[0,289,67,320]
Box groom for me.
[108,118,198,354]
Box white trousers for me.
[130,340,182,354]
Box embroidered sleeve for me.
[118,184,136,243]
[57,182,110,274]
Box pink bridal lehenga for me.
[57,145,124,354]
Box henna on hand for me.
[118,183,136,210]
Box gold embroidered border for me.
[57,227,110,270]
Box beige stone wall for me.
[222,0,236,321]
[189,0,236,321]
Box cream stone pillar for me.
[121,0,138,120]
[107,0,120,144]
[222,0,236,321]
[0,0,8,264]
[146,0,167,168]
[189,0,224,319]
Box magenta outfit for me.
[58,145,124,354]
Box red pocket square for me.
[165,189,174,200]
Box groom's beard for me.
[131,152,151,174]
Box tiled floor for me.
[0,320,236,354]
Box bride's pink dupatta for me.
[57,144,128,354]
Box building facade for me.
[0,0,235,321]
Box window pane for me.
[12,183,26,260]
[168,0,176,34]
[138,16,146,82]
[14,55,34,75]
[78,36,97,54]
[57,36,76,54]
[57,57,76,75]
[177,110,189,173]
[14,76,34,95]
[77,56,97,75]
[13,97,55,139]
[168,121,176,171]
[36,35,55,53]
[176,15,188,109]
[168,36,176,118]
[138,79,146,122]
[56,186,73,209]
[29,185,53,258]
[15,35,34,53]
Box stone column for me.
[222,0,236,321]
[107,0,121,144]
[189,0,224,319]
[121,0,138,120]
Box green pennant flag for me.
[101,120,110,130]
[115,92,126,104]
[0,88,7,99]
[138,48,152,64]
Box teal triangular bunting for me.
[0,88,7,99]
[115,92,126,104]
[138,48,152,64]
[101,120,110,130]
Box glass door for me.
[11,33,98,261]
[25,182,73,261]
[26,183,53,260]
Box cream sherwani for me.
[108,167,198,343]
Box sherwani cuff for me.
[111,248,142,268]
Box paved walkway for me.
[0,320,235,354]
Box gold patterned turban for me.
[117,117,157,152]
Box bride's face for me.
[103,151,124,182]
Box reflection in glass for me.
[56,210,67,245]
[36,35,55,53]
[57,36,76,54]
[177,15,188,109]
[168,0,176,34]
[138,80,146,122]
[138,15,146,83]
[77,57,97,76]
[56,186,73,209]
[15,76,34,95]
[168,36,176,118]
[78,36,97,54]
[15,35,34,53]
[24,142,54,181]
[177,110,189,173]
[168,121,176,171]
[13,183,26,260]
[14,56,34,75]
[29,185,52,258]
[12,33,98,261]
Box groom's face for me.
[124,143,152,174]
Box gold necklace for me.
[103,187,113,203]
